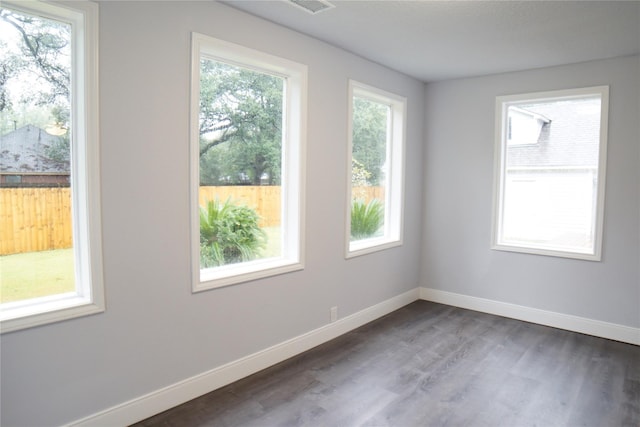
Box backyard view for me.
[350,96,389,242]
[197,58,285,268]
[0,7,76,304]
[1,12,393,299]
[1,249,74,303]
[196,57,390,273]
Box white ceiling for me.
[220,0,640,82]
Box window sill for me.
[195,257,304,291]
[1,294,105,334]
[346,237,402,259]
[491,242,600,262]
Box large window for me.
[190,33,307,290]
[346,81,406,257]
[0,1,103,332]
[492,86,609,260]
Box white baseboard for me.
[68,286,638,426]
[68,288,419,427]
[420,287,640,346]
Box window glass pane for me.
[198,58,283,270]
[0,7,75,303]
[347,82,405,257]
[350,96,389,242]
[495,88,607,259]
[192,34,305,290]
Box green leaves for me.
[1,7,71,135]
[199,198,267,268]
[352,97,389,186]
[350,199,384,240]
[0,8,71,107]
[199,59,283,186]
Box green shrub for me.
[350,199,384,240]
[199,198,267,267]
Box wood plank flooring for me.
[134,301,640,426]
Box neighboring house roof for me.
[507,97,601,169]
[0,125,69,174]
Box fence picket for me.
[1,186,383,255]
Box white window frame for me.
[190,33,307,291]
[346,81,406,258]
[492,86,609,261]
[0,0,103,333]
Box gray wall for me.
[0,2,424,425]
[422,55,640,328]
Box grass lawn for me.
[262,226,281,258]
[1,228,280,304]
[0,249,75,303]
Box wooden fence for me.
[1,186,384,255]
[352,186,385,204]
[0,187,73,256]
[199,186,282,228]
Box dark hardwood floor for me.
[134,301,640,426]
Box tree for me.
[0,8,70,105]
[198,59,283,186]
[199,66,391,187]
[45,106,70,165]
[0,50,13,112]
[352,97,389,186]
[0,6,71,152]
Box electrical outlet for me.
[330,306,338,322]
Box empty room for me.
[0,0,638,426]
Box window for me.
[190,33,307,291]
[0,1,103,333]
[4,175,22,184]
[346,81,406,257]
[492,86,609,260]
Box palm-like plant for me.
[200,198,267,267]
[350,199,384,240]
